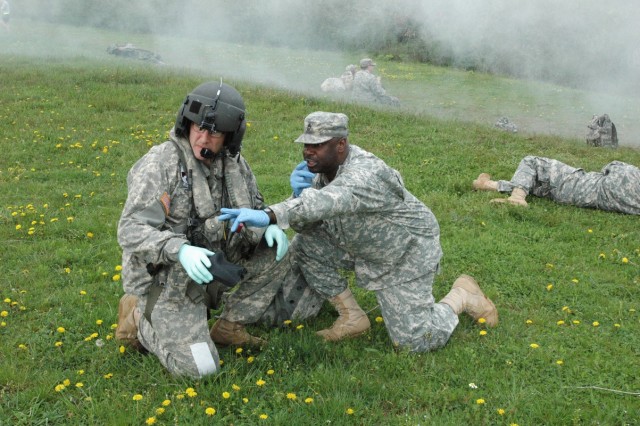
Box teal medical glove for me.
[178,244,214,284]
[264,224,289,261]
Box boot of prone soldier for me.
[115,294,146,353]
[472,173,499,191]
[210,318,267,348]
[490,187,528,207]
[316,288,371,342]
[440,274,498,327]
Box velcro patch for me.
[159,192,170,216]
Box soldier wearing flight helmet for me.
[115,81,323,378]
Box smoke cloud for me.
[6,0,640,145]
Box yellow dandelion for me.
[296,324,304,330]
[119,345,125,354]
[587,229,593,233]
[545,263,554,269]
[77,370,84,375]
[232,384,241,391]
[571,278,579,284]
[573,320,581,325]
[305,397,314,404]
[546,284,553,291]
[557,320,565,325]
[187,390,197,398]
[55,384,65,392]
[115,265,122,271]
[75,382,83,388]
[145,417,156,425]
[266,369,275,375]
[162,399,171,407]
[176,394,185,400]
[235,347,243,354]
[283,320,292,325]
[529,343,540,349]
[598,253,606,259]
[103,373,113,379]
[479,330,487,336]
[256,379,266,387]
[55,341,63,347]
[205,407,216,416]
[525,319,533,325]
[64,267,71,274]
[622,257,629,263]
[286,393,297,401]
[477,317,486,324]
[592,321,600,327]
[497,408,505,415]
[222,391,230,399]
[15,224,22,230]
[18,344,27,350]
[476,398,485,405]
[614,323,621,328]
[346,408,355,415]
[3,298,10,303]
[556,360,564,365]
[242,398,249,403]
[247,356,255,363]
[96,319,103,325]
[375,316,384,323]
[79,290,87,295]
[133,394,143,401]
[156,407,166,415]
[1,311,8,317]
[259,414,268,420]
[87,232,94,238]
[112,274,121,282]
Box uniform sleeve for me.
[117,147,188,266]
[271,162,402,229]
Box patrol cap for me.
[360,58,376,68]
[295,112,349,144]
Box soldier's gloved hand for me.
[178,244,214,284]
[218,208,269,233]
[264,224,289,261]
[290,161,316,197]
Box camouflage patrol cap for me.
[295,112,349,144]
[360,58,376,69]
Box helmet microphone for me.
[200,148,215,159]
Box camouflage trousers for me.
[294,233,458,352]
[136,243,324,378]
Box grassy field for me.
[1,22,640,425]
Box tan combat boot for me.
[116,294,145,352]
[491,187,528,207]
[472,173,499,191]
[210,319,267,348]
[316,289,371,341]
[440,274,498,327]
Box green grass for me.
[1,23,640,426]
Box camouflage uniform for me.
[118,129,322,378]
[270,144,458,352]
[496,156,640,215]
[351,70,400,107]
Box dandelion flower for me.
[119,345,125,353]
[283,320,292,325]
[256,379,266,387]
[375,316,384,323]
[145,417,156,425]
[571,278,579,284]
[75,382,83,388]
[115,265,122,271]
[77,370,84,375]
[477,317,486,324]
[622,257,629,264]
[346,408,355,415]
[79,290,87,295]
[266,369,275,375]
[556,360,564,365]
[529,343,539,349]
[55,341,63,347]
[479,330,487,336]
[96,319,103,325]
[259,414,268,420]
[525,319,533,325]
[1,311,8,317]
[305,397,314,404]
[235,347,243,354]
[222,392,230,399]
[286,393,297,401]
[546,284,553,291]
[614,323,621,328]
[205,407,216,416]
[497,408,505,415]
[296,324,304,330]
[476,398,485,405]
[247,356,255,363]
[598,253,606,259]
[232,384,241,391]
[55,384,65,392]
[592,321,600,327]
[242,398,249,403]
[161,399,171,407]
[103,373,113,379]
[112,274,121,282]
[133,394,143,401]
[557,320,565,325]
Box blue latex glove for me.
[178,244,214,284]
[218,208,270,233]
[290,161,316,197]
[264,224,289,261]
